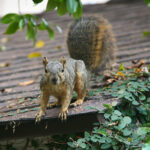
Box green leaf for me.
[144,0,150,6]
[67,142,76,148]
[137,106,147,115]
[103,104,113,110]
[143,31,150,36]
[147,97,150,102]
[101,143,111,149]
[32,0,43,4]
[66,0,78,14]
[114,110,122,116]
[88,90,94,96]
[30,18,36,26]
[47,26,54,40]
[57,1,68,16]
[1,13,18,24]
[139,94,146,101]
[104,113,110,119]
[46,0,58,11]
[73,0,82,19]
[123,116,131,124]
[19,18,25,30]
[37,19,48,30]
[111,114,119,121]
[118,121,126,130]
[79,142,86,148]
[132,100,139,105]
[26,23,33,40]
[5,21,19,34]
[123,128,132,136]
[84,131,90,138]
[142,143,150,150]
[119,63,125,71]
[26,23,37,44]
[137,127,147,136]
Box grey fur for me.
[67,15,117,73]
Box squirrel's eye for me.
[62,69,64,72]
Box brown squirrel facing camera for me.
[36,16,117,122]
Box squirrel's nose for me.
[52,77,57,84]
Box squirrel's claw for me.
[71,99,83,107]
[59,110,68,120]
[35,111,45,122]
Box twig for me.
[18,0,21,14]
[22,138,30,150]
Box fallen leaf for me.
[1,37,10,43]
[0,89,5,93]
[135,68,142,73]
[7,113,14,116]
[141,66,149,73]
[18,98,25,104]
[16,109,20,114]
[56,46,62,50]
[31,107,40,111]
[7,103,15,108]
[115,72,124,79]
[35,40,45,48]
[20,109,28,113]
[28,52,42,59]
[104,78,116,85]
[18,80,34,86]
[5,88,12,93]
[116,72,124,77]
[0,45,6,51]
[0,62,10,68]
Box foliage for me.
[67,63,150,150]
[0,0,83,44]
[1,63,150,150]
[144,0,150,6]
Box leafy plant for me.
[67,64,150,150]
[0,0,83,44]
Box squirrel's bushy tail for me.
[67,16,117,73]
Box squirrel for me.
[67,15,117,73]
[36,15,117,121]
[36,57,88,121]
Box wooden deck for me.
[0,0,150,140]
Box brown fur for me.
[67,15,117,73]
[36,57,88,122]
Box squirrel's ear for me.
[60,57,66,68]
[43,57,48,72]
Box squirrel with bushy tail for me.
[36,15,117,122]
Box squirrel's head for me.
[43,57,66,85]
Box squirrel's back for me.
[67,15,117,73]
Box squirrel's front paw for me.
[35,111,45,122]
[59,109,68,120]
